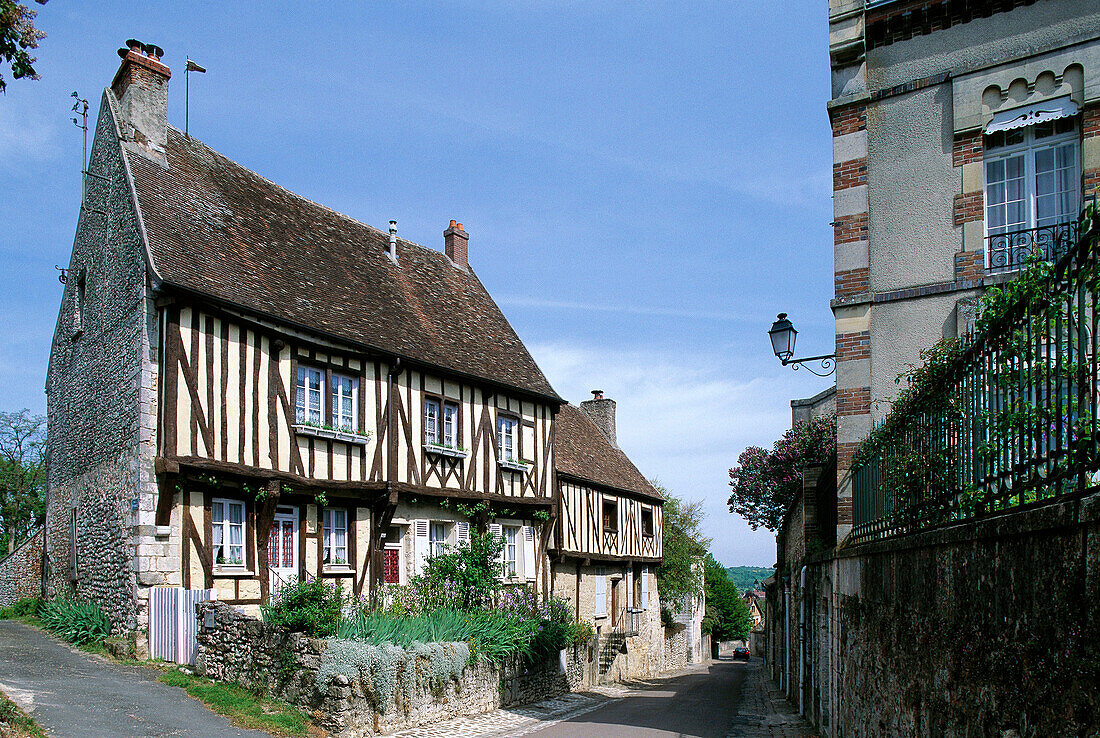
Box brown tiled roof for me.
[125,127,559,401]
[555,404,663,501]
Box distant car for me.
[733,646,751,660]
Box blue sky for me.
[0,1,835,568]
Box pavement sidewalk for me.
[725,659,818,738]
[0,620,270,738]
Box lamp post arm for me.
[781,354,836,377]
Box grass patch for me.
[158,669,311,736]
[0,690,47,738]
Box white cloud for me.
[530,340,815,567]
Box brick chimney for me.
[111,39,171,157]
[444,221,468,268]
[580,390,618,448]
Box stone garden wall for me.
[0,528,43,608]
[662,622,690,671]
[194,602,589,736]
[784,489,1100,737]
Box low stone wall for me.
[777,489,1100,737]
[194,603,587,736]
[0,528,43,608]
[663,622,690,671]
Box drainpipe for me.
[799,565,807,717]
[783,578,790,694]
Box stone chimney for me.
[111,39,171,157]
[580,390,617,448]
[444,221,469,268]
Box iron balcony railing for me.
[987,220,1080,274]
[851,211,1100,544]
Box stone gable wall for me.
[194,602,587,736]
[0,528,44,608]
[44,89,158,632]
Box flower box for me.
[293,424,371,446]
[499,459,530,473]
[423,443,468,459]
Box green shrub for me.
[38,598,111,645]
[382,531,506,615]
[569,620,595,645]
[336,607,536,663]
[262,579,344,637]
[0,596,41,619]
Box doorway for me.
[269,506,299,594]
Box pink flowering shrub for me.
[728,415,836,531]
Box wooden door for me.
[611,580,619,626]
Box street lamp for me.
[768,313,836,377]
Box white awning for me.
[985,97,1079,134]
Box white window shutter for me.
[457,521,470,543]
[625,568,634,612]
[413,519,429,575]
[489,523,503,576]
[641,565,649,610]
[594,570,606,617]
[522,525,536,581]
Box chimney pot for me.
[580,392,617,448]
[444,220,469,269]
[111,39,171,158]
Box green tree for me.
[0,0,48,93]
[0,410,46,555]
[701,554,753,641]
[655,484,709,611]
[725,566,774,593]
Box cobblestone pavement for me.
[392,657,817,738]
[388,686,632,738]
[725,659,818,738]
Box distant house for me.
[744,591,766,632]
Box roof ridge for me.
[165,125,450,263]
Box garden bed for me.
[194,602,588,736]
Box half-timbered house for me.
[552,396,666,678]
[45,41,563,627]
[42,41,665,659]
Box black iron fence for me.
[851,212,1100,544]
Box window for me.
[213,498,246,566]
[443,401,459,446]
[602,499,618,532]
[502,525,518,577]
[641,508,654,538]
[985,116,1079,269]
[331,374,358,432]
[74,269,86,336]
[424,398,441,445]
[498,416,517,461]
[296,367,323,426]
[594,567,607,618]
[322,508,348,567]
[429,522,448,558]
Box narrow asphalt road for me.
[532,656,751,738]
[0,621,271,738]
